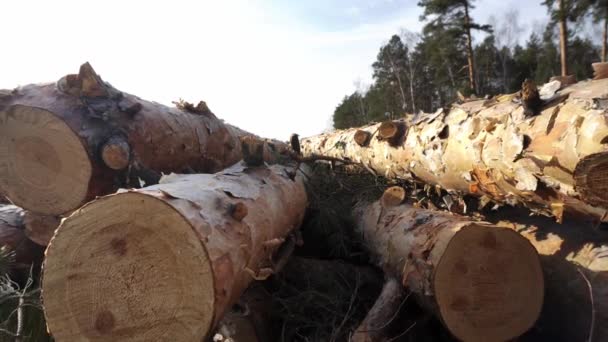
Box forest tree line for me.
[333,0,608,129]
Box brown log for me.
[42,163,307,341]
[354,197,544,342]
[0,205,44,272]
[550,74,577,86]
[213,283,273,342]
[350,278,405,342]
[0,194,9,204]
[0,62,288,215]
[486,208,608,342]
[302,79,608,223]
[23,211,61,246]
[593,62,608,80]
[354,130,371,147]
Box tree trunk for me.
[350,278,406,342]
[486,207,608,342]
[464,1,477,93]
[353,195,543,342]
[41,163,307,341]
[559,0,569,76]
[302,78,608,223]
[0,205,44,275]
[593,62,608,80]
[389,57,408,111]
[408,64,417,114]
[0,62,288,216]
[603,15,607,63]
[23,211,61,246]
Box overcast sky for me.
[1,0,552,139]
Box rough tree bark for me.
[485,207,608,342]
[42,163,307,341]
[353,191,544,342]
[22,211,61,246]
[0,62,288,215]
[0,205,44,273]
[302,78,608,223]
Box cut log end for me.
[381,186,406,208]
[434,224,543,342]
[354,130,371,147]
[574,151,608,207]
[0,105,92,215]
[378,122,398,140]
[101,136,131,170]
[42,193,215,341]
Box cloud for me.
[0,0,554,140]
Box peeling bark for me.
[42,163,307,341]
[354,196,544,342]
[0,62,288,215]
[303,79,608,222]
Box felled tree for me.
[0,63,287,215]
[303,78,608,223]
[42,163,307,341]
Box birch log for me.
[41,163,307,341]
[0,62,288,215]
[354,194,544,342]
[303,79,608,223]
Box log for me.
[0,62,288,215]
[350,278,406,342]
[486,207,608,342]
[23,211,61,246]
[213,283,273,342]
[42,163,307,341]
[593,62,608,80]
[354,191,544,341]
[0,205,44,274]
[303,78,608,222]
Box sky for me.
[0,0,551,140]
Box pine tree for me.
[372,35,411,113]
[543,0,588,75]
[418,0,491,94]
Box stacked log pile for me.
[1,63,608,341]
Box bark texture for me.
[0,62,288,215]
[42,163,307,341]
[23,211,61,246]
[0,205,44,273]
[354,197,544,342]
[303,79,608,222]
